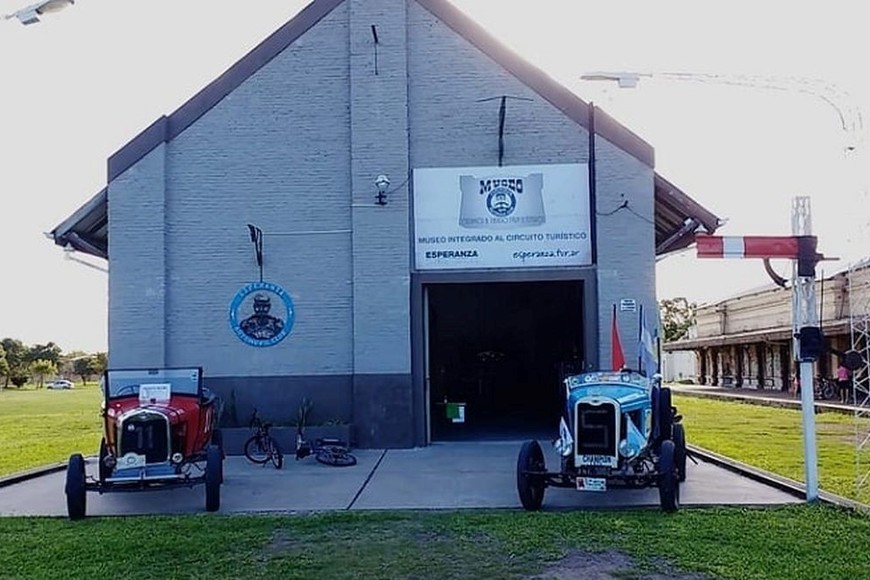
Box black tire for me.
[212,428,224,455]
[315,446,357,467]
[98,439,112,483]
[673,423,687,483]
[516,440,546,511]
[205,444,221,512]
[658,440,680,512]
[244,435,270,464]
[657,387,673,443]
[269,439,284,469]
[212,429,225,482]
[821,381,836,401]
[65,454,87,520]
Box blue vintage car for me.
[516,370,686,512]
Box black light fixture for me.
[247,224,264,282]
[374,174,390,205]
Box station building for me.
[50,0,720,447]
[664,262,870,391]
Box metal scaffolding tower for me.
[849,260,870,506]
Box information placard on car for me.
[576,477,607,492]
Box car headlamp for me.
[171,452,184,464]
[102,454,117,469]
[618,439,639,458]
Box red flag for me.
[611,305,626,371]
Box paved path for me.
[0,441,799,517]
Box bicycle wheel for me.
[315,446,357,467]
[269,438,284,469]
[244,435,270,464]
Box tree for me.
[93,352,108,376]
[29,359,57,388]
[659,297,697,343]
[25,342,62,366]
[1,338,27,388]
[73,356,99,384]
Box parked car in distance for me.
[47,379,75,389]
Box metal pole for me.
[792,196,820,502]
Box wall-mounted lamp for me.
[3,0,74,25]
[375,174,390,206]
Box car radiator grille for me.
[119,412,170,463]
[575,402,617,457]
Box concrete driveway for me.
[0,440,800,517]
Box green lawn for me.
[0,384,102,477]
[676,394,870,504]
[0,505,867,579]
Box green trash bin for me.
[445,402,466,424]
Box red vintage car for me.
[64,367,223,519]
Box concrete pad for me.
[0,441,799,518]
[350,440,800,511]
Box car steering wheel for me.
[114,384,140,397]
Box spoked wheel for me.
[269,439,284,470]
[516,440,546,511]
[673,423,687,483]
[205,444,222,512]
[658,439,680,512]
[65,453,87,520]
[244,436,270,464]
[315,446,357,467]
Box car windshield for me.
[105,368,201,399]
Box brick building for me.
[50,0,719,447]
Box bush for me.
[10,374,28,388]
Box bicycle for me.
[295,425,357,467]
[814,376,837,401]
[244,409,283,469]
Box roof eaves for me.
[654,172,722,234]
[50,187,107,246]
[107,0,344,182]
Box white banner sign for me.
[413,164,591,270]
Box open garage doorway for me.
[427,280,584,441]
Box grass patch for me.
[0,505,868,579]
[675,394,870,504]
[0,384,102,477]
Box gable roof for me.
[51,0,720,258]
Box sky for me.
[1,0,868,353]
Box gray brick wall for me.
[408,2,589,170]
[109,5,354,377]
[108,144,167,368]
[350,0,412,375]
[594,135,657,368]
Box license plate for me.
[117,453,146,470]
[576,477,607,492]
[579,454,614,466]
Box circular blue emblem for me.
[486,185,516,218]
[228,282,295,347]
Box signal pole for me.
[792,196,820,502]
[695,195,826,502]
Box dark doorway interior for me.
[427,280,584,441]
